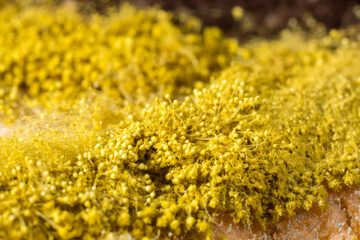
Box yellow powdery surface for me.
[0,1,360,240]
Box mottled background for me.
[73,0,360,35]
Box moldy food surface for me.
[0,1,359,239]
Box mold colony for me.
[0,1,359,239]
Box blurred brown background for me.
[72,0,360,35]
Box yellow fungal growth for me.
[0,1,238,124]
[0,1,360,240]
